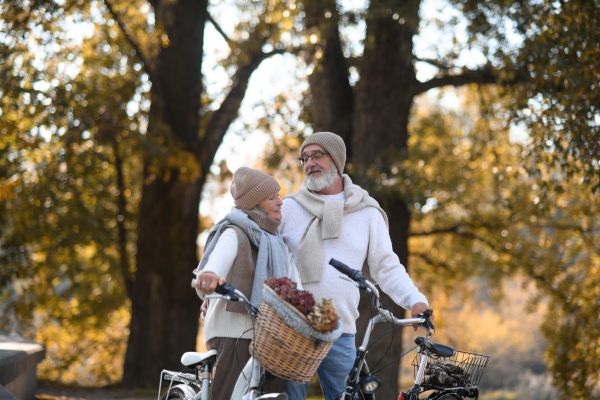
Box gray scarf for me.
[285,174,388,283]
[195,207,289,307]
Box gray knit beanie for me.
[230,167,281,210]
[300,131,346,175]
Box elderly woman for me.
[194,166,299,400]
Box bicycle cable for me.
[365,293,429,375]
[362,291,396,372]
[370,345,418,376]
[235,324,256,382]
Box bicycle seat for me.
[414,337,455,358]
[181,349,218,368]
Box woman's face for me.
[257,191,283,221]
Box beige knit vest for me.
[225,225,258,314]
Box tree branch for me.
[409,222,504,237]
[207,12,234,45]
[411,66,497,97]
[103,0,156,82]
[409,222,507,253]
[411,252,452,271]
[410,219,596,239]
[414,56,453,71]
[196,48,286,178]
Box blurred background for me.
[1,0,599,399]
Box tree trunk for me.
[306,0,421,398]
[353,2,421,398]
[302,0,355,155]
[122,0,208,386]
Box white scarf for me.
[285,175,388,283]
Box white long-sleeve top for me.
[197,228,301,343]
[280,193,428,335]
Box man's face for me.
[302,144,333,178]
[301,144,338,192]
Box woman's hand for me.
[195,272,226,294]
[200,299,208,321]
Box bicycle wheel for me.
[160,386,189,400]
[428,393,463,400]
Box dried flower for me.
[265,277,339,333]
[307,299,340,333]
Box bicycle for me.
[158,282,287,400]
[328,258,490,400]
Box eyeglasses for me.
[299,152,330,164]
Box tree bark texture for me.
[122,0,208,386]
[303,0,355,156]
[354,2,422,398]
[306,1,421,398]
[121,0,280,385]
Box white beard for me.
[304,164,338,192]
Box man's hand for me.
[411,302,432,331]
[195,272,226,294]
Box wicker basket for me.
[250,286,339,383]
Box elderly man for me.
[280,132,429,400]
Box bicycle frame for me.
[230,356,275,400]
[332,263,432,400]
[159,283,275,400]
[328,258,488,400]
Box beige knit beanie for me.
[300,131,346,175]
[230,167,281,210]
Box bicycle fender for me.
[166,383,198,399]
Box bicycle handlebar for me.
[191,279,239,298]
[214,282,235,296]
[329,258,367,286]
[328,258,435,332]
[191,279,258,314]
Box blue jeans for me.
[285,334,355,400]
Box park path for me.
[36,384,157,400]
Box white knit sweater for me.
[198,228,301,343]
[280,192,428,335]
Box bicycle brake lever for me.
[329,258,368,290]
[418,309,435,331]
[338,275,368,291]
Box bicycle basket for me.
[412,349,491,389]
[250,285,341,384]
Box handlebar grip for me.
[329,258,365,283]
[215,282,234,296]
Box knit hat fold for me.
[300,131,346,175]
[230,167,281,210]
